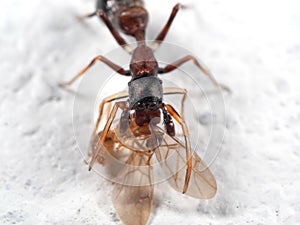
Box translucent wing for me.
[112,151,154,225]
[156,133,217,199]
[90,123,154,225]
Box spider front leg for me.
[163,87,187,120]
[89,101,126,170]
[88,91,129,163]
[164,103,193,194]
[161,103,175,137]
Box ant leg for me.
[97,10,134,54]
[159,55,231,92]
[150,3,187,51]
[164,103,192,194]
[89,101,126,170]
[59,55,130,87]
[163,87,187,119]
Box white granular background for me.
[1,0,300,224]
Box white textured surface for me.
[1,0,300,224]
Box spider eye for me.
[135,102,145,110]
[147,101,158,110]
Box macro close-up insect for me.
[2,0,299,224]
[60,0,228,224]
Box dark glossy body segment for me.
[130,45,158,78]
[96,0,144,29]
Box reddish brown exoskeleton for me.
[60,1,227,224]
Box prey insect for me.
[61,0,226,224]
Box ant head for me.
[119,6,148,36]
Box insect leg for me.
[163,87,187,120]
[150,3,187,51]
[89,101,126,170]
[97,10,134,54]
[59,55,130,87]
[164,103,192,194]
[159,55,230,92]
